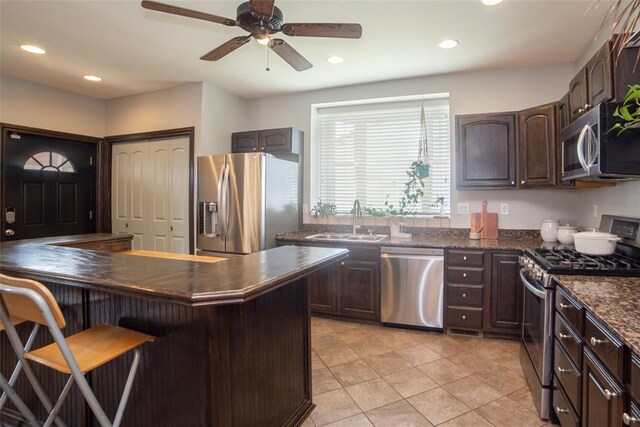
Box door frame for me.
[105,127,195,254]
[0,123,106,238]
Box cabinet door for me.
[569,68,588,122]
[259,128,292,153]
[340,260,380,321]
[488,252,521,333]
[556,94,573,188]
[231,131,260,153]
[308,263,340,314]
[582,348,624,427]
[456,113,517,189]
[586,42,613,108]
[518,103,557,188]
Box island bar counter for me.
[0,235,348,426]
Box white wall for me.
[105,82,203,150]
[200,82,249,155]
[246,63,579,229]
[575,182,640,229]
[0,74,106,136]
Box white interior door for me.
[111,137,190,253]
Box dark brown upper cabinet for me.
[518,103,557,188]
[232,128,302,155]
[456,113,517,190]
[586,42,613,108]
[569,67,588,123]
[557,93,570,132]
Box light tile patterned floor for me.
[304,317,558,427]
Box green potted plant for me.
[309,199,337,217]
[609,84,640,136]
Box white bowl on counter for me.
[557,225,578,245]
[573,231,621,256]
[540,219,559,243]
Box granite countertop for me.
[0,235,348,306]
[555,275,640,355]
[277,230,545,251]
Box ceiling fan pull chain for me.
[266,44,271,71]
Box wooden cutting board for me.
[481,201,498,239]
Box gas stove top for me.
[524,247,640,277]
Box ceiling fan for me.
[141,0,363,71]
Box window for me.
[314,96,450,216]
[24,151,76,173]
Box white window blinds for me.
[315,97,451,216]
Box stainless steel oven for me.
[519,264,555,420]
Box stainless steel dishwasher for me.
[380,247,444,330]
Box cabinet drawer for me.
[631,353,640,403]
[556,288,584,334]
[554,342,582,415]
[555,313,583,369]
[447,267,484,285]
[553,379,579,427]
[447,250,484,267]
[446,285,483,308]
[446,306,483,330]
[344,246,379,262]
[585,312,625,382]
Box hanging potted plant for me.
[415,99,431,178]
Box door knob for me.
[169,226,174,231]
[5,229,15,237]
[623,413,640,425]
[125,223,129,228]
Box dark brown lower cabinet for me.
[487,252,521,334]
[582,348,625,427]
[309,261,340,314]
[340,260,379,321]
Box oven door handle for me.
[520,269,546,300]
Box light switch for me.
[500,203,509,215]
[457,203,470,214]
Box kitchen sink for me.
[305,233,388,242]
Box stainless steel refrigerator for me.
[197,153,298,255]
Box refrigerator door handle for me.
[217,165,227,239]
[221,163,231,239]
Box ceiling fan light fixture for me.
[256,35,271,46]
[438,39,459,49]
[20,44,46,54]
[482,0,504,5]
[83,75,102,82]
[326,56,344,64]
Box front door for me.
[1,131,96,240]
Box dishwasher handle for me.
[380,246,443,256]
[381,253,444,261]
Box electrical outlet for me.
[592,204,598,218]
[500,203,509,215]
[457,203,470,215]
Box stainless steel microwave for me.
[560,102,640,181]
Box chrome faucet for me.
[352,199,363,235]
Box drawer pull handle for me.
[463,256,467,261]
[603,389,617,400]
[462,273,467,277]
[557,367,572,374]
[623,413,640,425]
[558,333,571,340]
[462,293,467,298]
[590,337,608,346]
[559,303,572,309]
[462,315,467,320]
[556,407,569,414]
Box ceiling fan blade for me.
[281,23,362,39]
[269,39,312,71]
[200,36,251,61]
[141,1,237,26]
[250,0,275,19]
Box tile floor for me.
[305,317,558,427]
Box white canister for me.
[540,219,559,243]
[557,225,578,245]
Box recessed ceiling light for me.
[83,75,102,82]
[326,56,344,64]
[482,0,504,5]
[20,44,46,55]
[438,39,459,49]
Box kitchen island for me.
[0,234,348,426]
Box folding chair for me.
[0,318,39,427]
[0,274,155,427]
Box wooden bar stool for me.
[0,317,40,427]
[0,274,155,427]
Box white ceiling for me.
[0,0,610,100]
